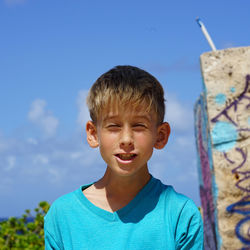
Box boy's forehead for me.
[99,103,155,121]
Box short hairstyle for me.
[87,65,165,124]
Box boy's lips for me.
[115,153,137,161]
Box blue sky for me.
[1,0,250,217]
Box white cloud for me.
[0,138,7,153]
[175,135,191,147]
[70,151,84,160]
[0,131,103,199]
[77,90,90,127]
[176,170,198,183]
[32,154,49,165]
[5,155,16,171]
[28,99,46,120]
[27,137,38,145]
[165,94,193,132]
[28,99,59,137]
[48,167,65,185]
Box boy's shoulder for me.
[155,178,198,206]
[153,177,198,210]
[50,186,81,205]
[45,184,91,219]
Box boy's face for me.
[86,104,170,178]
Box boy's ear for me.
[86,121,99,148]
[154,122,171,149]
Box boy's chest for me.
[83,186,141,212]
[60,208,176,250]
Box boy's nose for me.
[120,127,134,148]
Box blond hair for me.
[87,65,165,124]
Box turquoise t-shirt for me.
[44,176,204,249]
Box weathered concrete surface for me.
[195,47,250,249]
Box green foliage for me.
[0,201,50,250]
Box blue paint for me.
[215,93,227,105]
[227,201,250,215]
[230,87,236,93]
[248,117,250,125]
[212,176,218,202]
[211,122,238,152]
[235,216,250,245]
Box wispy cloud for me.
[5,155,16,171]
[28,99,59,137]
[76,90,90,127]
[165,94,193,132]
[0,131,104,216]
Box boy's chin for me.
[106,163,149,179]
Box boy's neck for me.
[83,167,151,212]
[96,167,151,197]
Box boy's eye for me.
[108,124,119,127]
[133,123,147,128]
[106,124,121,129]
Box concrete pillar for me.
[194,47,250,249]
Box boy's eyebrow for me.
[103,115,118,122]
[133,115,152,122]
[103,114,152,123]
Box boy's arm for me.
[175,199,204,250]
[44,229,61,250]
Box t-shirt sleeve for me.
[44,204,63,250]
[175,199,204,250]
[44,229,61,250]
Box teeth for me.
[117,154,136,160]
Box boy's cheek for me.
[136,134,156,144]
[98,134,117,147]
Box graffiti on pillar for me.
[224,147,250,246]
[211,75,250,247]
[211,75,250,128]
[195,97,218,249]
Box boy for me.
[44,66,204,249]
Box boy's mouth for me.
[115,153,137,161]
